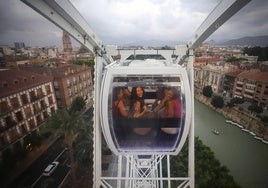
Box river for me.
[195,100,268,188]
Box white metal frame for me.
[21,0,251,187]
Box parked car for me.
[43,161,59,176]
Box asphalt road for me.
[8,137,70,188]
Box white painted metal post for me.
[117,155,122,188]
[188,49,195,188]
[159,155,163,188]
[167,155,171,188]
[125,155,130,188]
[93,56,104,187]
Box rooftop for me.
[0,69,53,98]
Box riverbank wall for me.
[195,94,268,141]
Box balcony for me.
[245,88,254,93]
[237,81,243,85]
[234,91,241,95]
[244,94,254,99]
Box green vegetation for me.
[72,59,95,68]
[48,97,92,186]
[69,96,86,114]
[248,104,263,114]
[227,97,244,107]
[202,85,213,98]
[226,56,247,63]
[244,46,268,61]
[168,137,240,188]
[211,95,224,109]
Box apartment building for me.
[0,69,57,151]
[21,63,93,109]
[223,70,243,98]
[194,63,229,95]
[233,69,268,106]
[52,64,93,108]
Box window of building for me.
[247,79,256,85]
[46,85,52,94]
[37,88,43,98]
[15,111,23,122]
[24,106,32,118]
[21,93,29,105]
[48,96,53,105]
[5,116,16,128]
[0,101,9,113]
[10,97,20,109]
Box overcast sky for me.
[0,0,267,47]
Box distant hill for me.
[119,36,268,47]
[121,39,186,47]
[218,36,268,47]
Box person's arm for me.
[133,105,147,118]
[118,100,128,117]
[165,101,175,118]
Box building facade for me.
[233,69,268,106]
[53,64,93,108]
[21,64,93,109]
[0,69,57,152]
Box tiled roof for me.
[0,69,53,98]
[195,57,222,63]
[225,70,243,77]
[238,69,268,82]
[20,64,90,78]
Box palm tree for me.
[48,108,89,185]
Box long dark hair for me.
[112,87,123,101]
[130,86,145,112]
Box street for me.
[7,137,70,188]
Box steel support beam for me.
[188,0,251,49]
[21,0,111,63]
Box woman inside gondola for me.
[157,87,182,145]
[112,87,129,141]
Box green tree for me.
[169,137,240,188]
[69,97,86,114]
[48,108,89,185]
[72,59,95,77]
[211,95,224,108]
[248,104,263,114]
[202,85,213,98]
[244,46,268,61]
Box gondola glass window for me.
[100,65,191,155]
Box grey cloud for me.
[0,0,267,47]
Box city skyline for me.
[0,0,267,47]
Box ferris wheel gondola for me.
[100,57,192,155]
